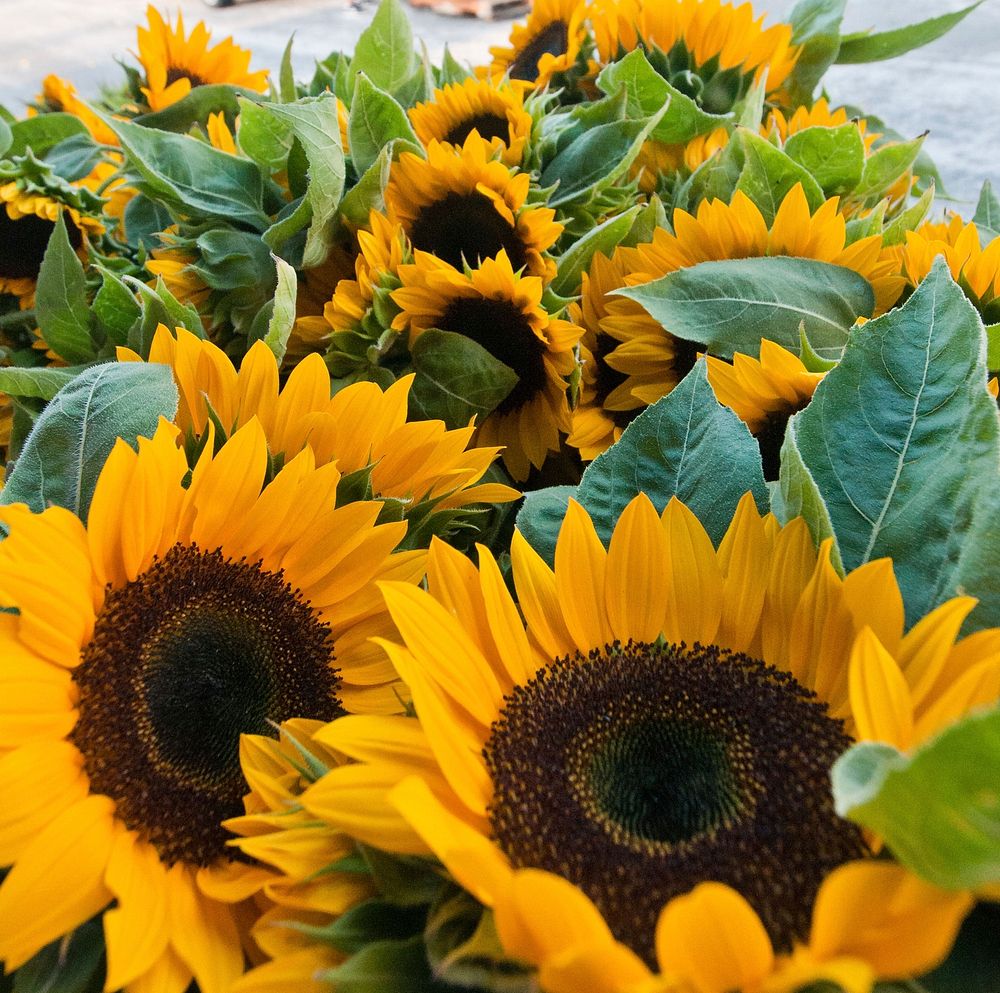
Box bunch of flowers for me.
[0,1,998,992]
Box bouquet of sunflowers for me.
[1,0,999,991]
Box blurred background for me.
[0,0,996,205]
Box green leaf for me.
[596,50,730,145]
[540,106,666,207]
[735,129,826,223]
[351,0,419,99]
[6,113,88,158]
[349,75,421,176]
[784,124,866,196]
[108,117,269,229]
[973,180,1000,246]
[836,2,983,64]
[0,365,88,400]
[339,141,403,227]
[126,275,206,356]
[514,485,577,566]
[882,182,935,247]
[236,99,294,172]
[0,116,11,157]
[779,259,1000,628]
[574,362,768,547]
[34,213,97,364]
[279,36,298,102]
[440,46,471,85]
[784,0,847,105]
[12,919,105,993]
[617,256,874,361]
[132,84,250,132]
[261,255,297,363]
[987,323,1000,371]
[43,134,103,183]
[0,363,178,520]
[832,706,1000,890]
[321,936,450,993]
[853,135,925,204]
[261,96,346,267]
[551,206,641,296]
[408,329,518,430]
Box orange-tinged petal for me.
[128,944,192,993]
[848,627,914,749]
[539,941,653,993]
[510,530,576,660]
[555,500,614,651]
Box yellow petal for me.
[510,530,575,660]
[848,627,914,749]
[539,941,653,993]
[127,944,193,993]
[555,500,614,651]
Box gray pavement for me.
[0,0,997,205]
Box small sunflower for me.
[118,323,518,513]
[487,0,590,88]
[896,215,1000,326]
[303,494,994,993]
[409,78,533,165]
[384,134,561,281]
[392,250,582,480]
[567,185,903,459]
[0,414,428,990]
[137,5,269,112]
[764,98,877,151]
[706,341,826,480]
[0,183,103,305]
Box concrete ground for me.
[0,0,997,206]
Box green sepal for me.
[359,844,447,908]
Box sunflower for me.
[118,323,518,512]
[33,74,118,146]
[137,5,269,112]
[486,0,590,88]
[895,215,1000,327]
[303,493,995,992]
[764,99,876,151]
[145,230,214,318]
[392,250,582,480]
[630,127,729,194]
[0,410,433,991]
[409,78,533,166]
[384,134,561,281]
[0,184,103,305]
[705,341,826,480]
[566,185,903,459]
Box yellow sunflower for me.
[0,413,429,991]
[118,323,518,511]
[409,77,533,165]
[487,0,590,88]
[567,185,903,459]
[895,214,1000,327]
[705,340,826,480]
[33,74,119,147]
[631,127,729,194]
[0,184,103,305]
[302,493,996,993]
[391,250,582,480]
[384,134,561,281]
[137,5,269,112]
[145,230,214,319]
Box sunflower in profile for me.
[0,413,431,990]
[0,183,103,305]
[33,74,119,146]
[384,134,561,281]
[486,0,590,87]
[895,215,1000,327]
[119,323,518,513]
[303,493,995,993]
[706,341,826,480]
[630,126,729,194]
[567,185,903,459]
[392,250,582,480]
[137,5,269,112]
[409,78,533,165]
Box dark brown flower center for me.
[164,67,207,88]
[408,191,529,274]
[443,113,512,148]
[483,641,866,966]
[72,543,342,867]
[509,20,570,82]
[0,204,82,282]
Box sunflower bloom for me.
[137,5,269,112]
[118,323,518,512]
[302,493,992,992]
[384,134,561,281]
[0,413,430,990]
[487,0,589,88]
[392,250,582,480]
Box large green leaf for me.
[349,75,420,176]
[0,365,88,401]
[260,96,346,267]
[108,117,269,228]
[853,135,925,205]
[132,84,252,132]
[617,256,874,361]
[6,113,88,158]
[735,130,826,224]
[0,363,178,520]
[572,362,768,547]
[34,213,97,364]
[408,329,517,430]
[0,116,11,157]
[351,0,419,99]
[784,0,847,105]
[973,180,1000,247]
[836,2,983,64]
[832,706,1000,891]
[778,259,1000,629]
[236,99,294,172]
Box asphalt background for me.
[0,0,997,205]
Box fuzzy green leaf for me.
[7,113,88,158]
[736,129,826,223]
[236,99,294,172]
[784,0,847,105]
[351,0,419,98]
[784,123,866,195]
[349,75,421,176]
[261,255,297,364]
[853,135,925,204]
[973,180,1000,246]
[133,84,250,132]
[92,267,141,345]
[836,2,983,64]
[0,365,89,401]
